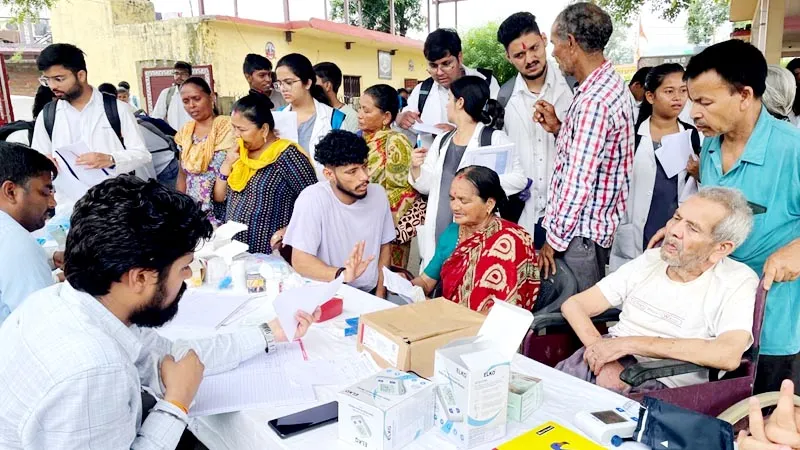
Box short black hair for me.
[0,141,57,187]
[630,66,652,86]
[554,2,613,53]
[97,83,117,96]
[64,175,212,297]
[174,61,192,74]
[232,91,275,130]
[314,130,368,168]
[685,39,767,98]
[37,43,87,73]
[455,165,507,214]
[398,88,409,95]
[118,81,131,90]
[364,84,400,122]
[497,12,541,50]
[313,62,343,94]
[787,58,800,74]
[424,28,462,61]
[243,53,273,75]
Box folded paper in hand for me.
[272,111,299,143]
[459,143,513,175]
[274,276,344,341]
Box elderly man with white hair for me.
[763,64,797,122]
[557,187,758,394]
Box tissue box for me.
[338,368,435,450]
[507,373,543,422]
[432,301,534,449]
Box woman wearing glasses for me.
[274,53,347,179]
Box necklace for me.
[457,216,494,243]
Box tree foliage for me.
[685,0,729,44]
[330,0,425,37]
[605,21,634,65]
[1,0,54,23]
[461,22,516,85]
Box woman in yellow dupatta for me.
[359,84,422,268]
[174,77,234,226]
[214,92,317,254]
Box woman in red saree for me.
[412,166,540,313]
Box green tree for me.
[685,0,729,44]
[605,21,634,65]
[1,0,54,22]
[330,0,425,37]
[461,22,515,85]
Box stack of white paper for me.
[283,352,381,386]
[273,276,344,341]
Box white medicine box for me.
[432,301,534,449]
[338,368,435,450]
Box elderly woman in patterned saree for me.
[175,77,235,226]
[358,84,422,268]
[411,166,540,313]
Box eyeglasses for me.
[428,57,459,74]
[173,71,190,77]
[273,79,302,91]
[38,75,70,87]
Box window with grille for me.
[343,75,361,105]
[404,78,419,90]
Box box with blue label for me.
[432,301,534,449]
[337,368,435,450]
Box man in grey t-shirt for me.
[284,130,395,296]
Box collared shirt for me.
[0,282,267,449]
[152,86,192,131]
[403,66,501,126]
[543,61,635,251]
[700,106,800,356]
[0,210,53,325]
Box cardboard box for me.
[338,368,436,450]
[507,372,543,422]
[432,301,534,449]
[357,298,485,377]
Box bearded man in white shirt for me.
[557,187,758,393]
[0,176,319,450]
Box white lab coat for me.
[609,118,695,271]
[152,85,192,132]
[503,65,574,234]
[282,99,338,180]
[409,122,527,267]
[403,66,501,126]
[31,87,152,214]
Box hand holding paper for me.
[273,276,344,341]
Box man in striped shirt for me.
[534,2,635,292]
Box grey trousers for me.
[561,237,610,293]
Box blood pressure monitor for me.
[574,401,641,446]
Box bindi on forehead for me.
[521,42,527,50]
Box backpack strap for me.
[475,68,494,87]
[678,119,702,155]
[330,108,346,130]
[43,100,57,140]
[101,93,124,148]
[479,125,495,147]
[497,78,515,109]
[165,85,177,111]
[417,77,435,113]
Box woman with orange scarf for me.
[174,77,234,226]
[214,92,317,254]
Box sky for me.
[150,0,729,53]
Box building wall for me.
[6,61,40,96]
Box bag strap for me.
[475,68,494,87]
[417,77,434,113]
[43,100,57,140]
[479,126,495,147]
[101,93,124,148]
[165,85,177,111]
[497,78,515,109]
[330,108,346,130]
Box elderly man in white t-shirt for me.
[557,187,758,393]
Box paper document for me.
[655,130,694,178]
[272,111,299,144]
[190,341,316,417]
[411,122,453,136]
[284,352,381,386]
[679,174,699,203]
[382,267,416,299]
[52,141,111,201]
[476,300,534,360]
[274,276,344,341]
[460,143,513,175]
[169,290,252,328]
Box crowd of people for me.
[0,2,799,448]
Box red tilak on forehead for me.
[522,42,527,50]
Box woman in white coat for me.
[275,53,348,179]
[610,64,701,271]
[410,75,527,267]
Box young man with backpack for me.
[396,28,500,133]
[496,12,574,246]
[30,43,151,212]
[151,61,193,131]
[313,62,360,132]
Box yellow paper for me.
[494,421,605,450]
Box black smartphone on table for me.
[268,401,339,439]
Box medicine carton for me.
[338,368,435,450]
[432,301,534,449]
[507,373,543,422]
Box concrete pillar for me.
[752,0,785,63]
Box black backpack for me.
[42,92,124,148]
[418,68,494,113]
[0,120,35,145]
[496,73,577,108]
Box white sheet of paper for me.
[214,240,249,264]
[53,141,111,201]
[272,111,299,144]
[214,221,248,241]
[411,122,444,136]
[476,300,534,360]
[190,342,316,417]
[169,290,252,328]
[679,175,699,203]
[381,267,416,299]
[283,352,381,386]
[459,143,514,175]
[274,276,344,341]
[655,130,694,178]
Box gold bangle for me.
[167,399,189,414]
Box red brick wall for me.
[6,61,40,96]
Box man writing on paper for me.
[557,188,758,393]
[31,43,152,213]
[0,176,319,450]
[284,130,395,298]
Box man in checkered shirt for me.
[534,2,635,291]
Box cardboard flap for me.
[476,300,534,361]
[363,299,485,344]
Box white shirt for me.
[502,65,574,233]
[152,85,192,131]
[0,282,268,449]
[337,103,360,133]
[597,249,758,388]
[403,66,501,126]
[30,87,152,213]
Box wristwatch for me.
[218,172,229,181]
[108,154,116,168]
[259,323,276,354]
[335,267,346,280]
